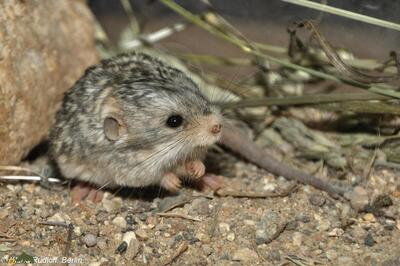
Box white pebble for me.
[122,231,137,245]
[218,223,230,235]
[112,216,127,228]
[226,232,235,241]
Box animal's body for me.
[49,52,222,193]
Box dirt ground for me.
[0,146,399,265]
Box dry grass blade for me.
[319,101,400,115]
[0,165,61,183]
[295,21,400,84]
[216,184,298,198]
[122,22,187,50]
[220,124,349,198]
[120,0,140,34]
[162,241,189,266]
[156,212,201,222]
[282,0,400,32]
[221,92,390,109]
[160,0,400,99]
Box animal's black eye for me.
[166,115,183,128]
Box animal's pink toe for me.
[70,182,104,204]
[161,173,181,192]
[185,160,206,179]
[202,174,224,191]
[86,188,104,203]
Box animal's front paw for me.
[160,172,181,192]
[70,182,104,204]
[185,160,205,179]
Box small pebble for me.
[34,199,45,206]
[203,244,213,256]
[115,241,128,254]
[0,208,9,219]
[296,214,310,223]
[255,210,280,245]
[188,197,210,216]
[88,258,108,266]
[363,213,376,223]
[268,249,281,262]
[292,232,303,246]
[74,226,82,236]
[126,239,140,259]
[309,193,326,207]
[47,212,70,223]
[351,226,366,240]
[263,182,277,192]
[102,197,122,212]
[83,234,97,247]
[226,232,235,241]
[135,229,148,240]
[139,213,147,221]
[348,186,369,212]
[112,216,127,228]
[125,215,135,225]
[244,219,255,226]
[326,249,338,261]
[286,220,298,231]
[372,194,393,209]
[328,228,344,237]
[20,240,30,247]
[382,257,400,266]
[337,256,354,265]
[97,239,107,250]
[39,209,50,219]
[122,231,137,244]
[364,233,375,247]
[218,223,230,235]
[232,248,258,262]
[96,210,108,223]
[318,219,331,231]
[7,184,22,193]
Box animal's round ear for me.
[99,87,127,141]
[104,115,126,141]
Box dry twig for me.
[216,184,298,198]
[39,221,74,258]
[156,212,201,222]
[220,124,349,199]
[293,21,400,84]
[162,241,189,266]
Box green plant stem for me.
[281,0,400,32]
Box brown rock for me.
[0,0,99,164]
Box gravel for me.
[0,151,399,265]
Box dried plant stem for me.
[160,0,400,99]
[162,241,188,266]
[216,184,298,198]
[157,212,201,222]
[220,125,349,198]
[122,22,187,49]
[120,0,140,34]
[180,50,396,74]
[220,92,390,109]
[296,21,400,84]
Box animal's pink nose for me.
[210,123,222,135]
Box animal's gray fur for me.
[49,52,222,188]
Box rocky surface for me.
[0,151,399,265]
[0,0,99,164]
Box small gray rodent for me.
[49,52,222,193]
